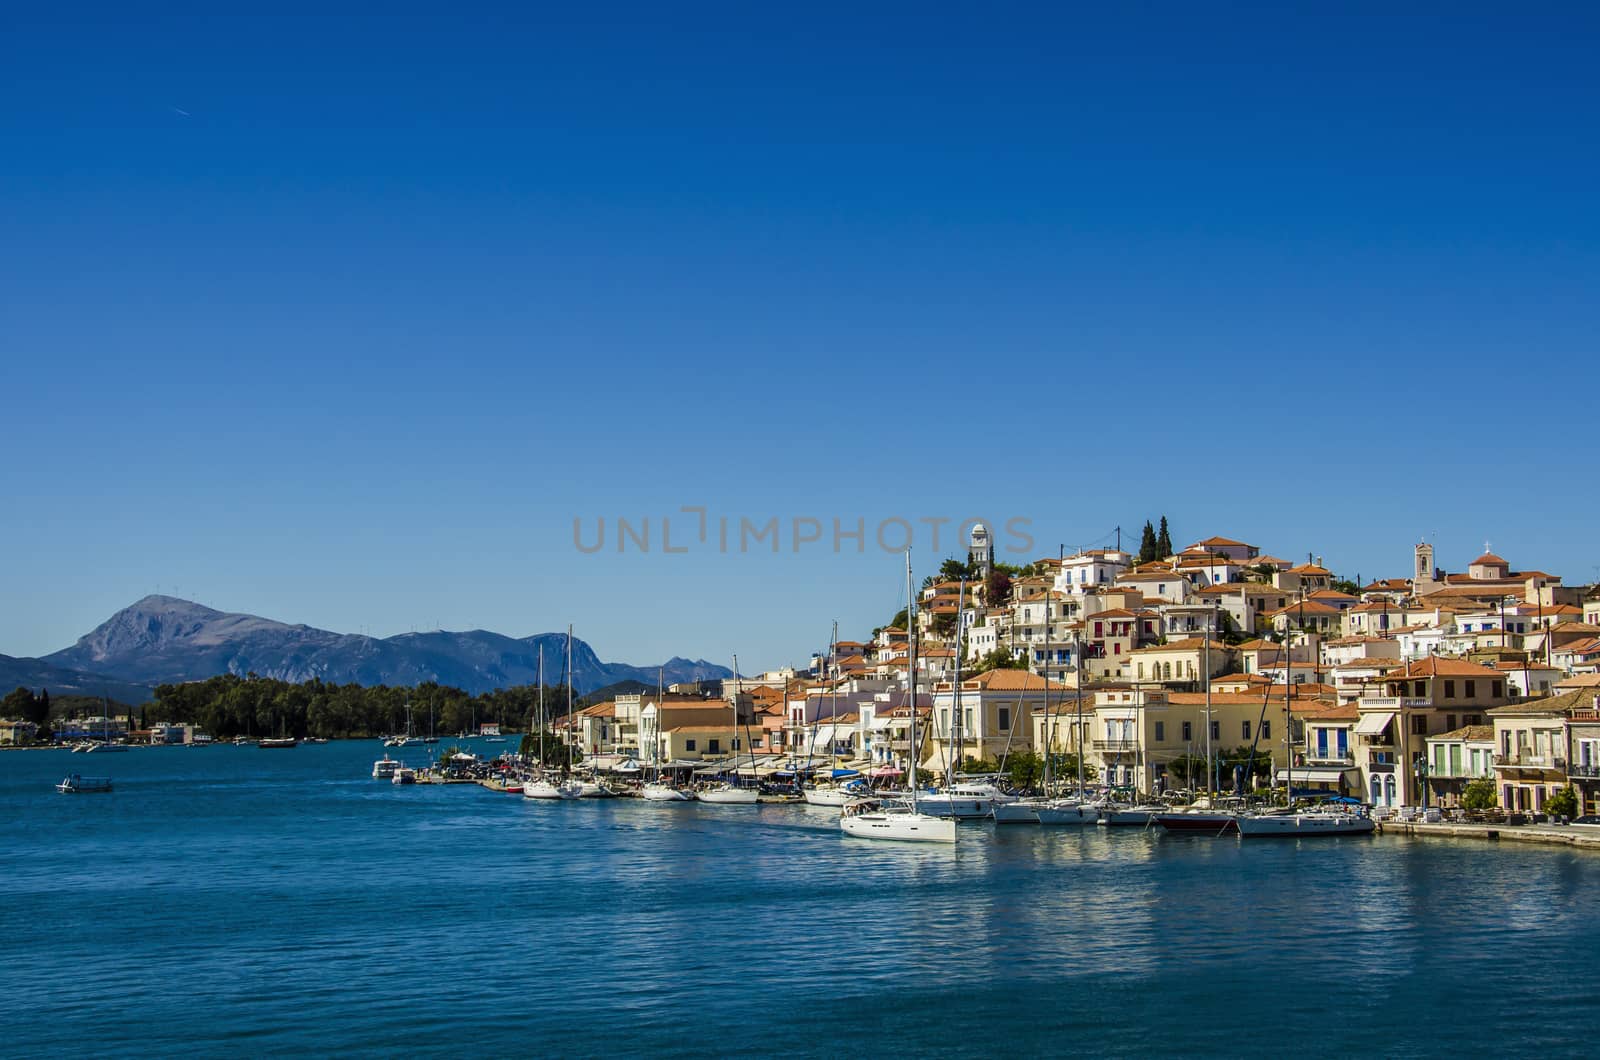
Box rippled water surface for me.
[4,742,1596,1057]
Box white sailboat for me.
[841,553,957,844]
[641,665,694,802]
[699,654,759,805]
[524,644,581,800]
[1035,635,1100,826]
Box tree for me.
[939,558,975,582]
[1156,516,1173,558]
[984,568,1012,606]
[1462,778,1497,811]
[1137,521,1159,564]
[33,688,51,726]
[1005,750,1045,791]
[1546,786,1579,818]
[1332,578,1361,596]
[2,686,36,722]
[971,648,1026,672]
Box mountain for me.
[40,596,732,696]
[0,653,155,703]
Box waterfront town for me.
[16,527,1599,824]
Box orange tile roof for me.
[1383,657,1502,679]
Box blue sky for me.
[4,4,1598,668]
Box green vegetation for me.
[1136,515,1175,563]
[969,648,1026,672]
[146,674,575,740]
[1546,786,1579,818]
[1332,578,1362,596]
[1462,777,1498,811]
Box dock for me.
[1384,820,1600,850]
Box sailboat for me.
[83,700,130,752]
[840,553,957,844]
[698,654,758,805]
[642,665,694,802]
[525,644,580,800]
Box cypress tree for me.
[1156,516,1173,558]
[1137,521,1159,564]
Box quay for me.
[1385,820,1600,850]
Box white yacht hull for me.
[1236,813,1376,837]
[1036,802,1100,826]
[915,795,993,819]
[523,780,581,800]
[641,785,694,802]
[840,810,957,843]
[1097,806,1163,827]
[993,801,1042,824]
[697,787,758,804]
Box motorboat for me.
[1236,811,1376,838]
[83,742,129,753]
[641,783,695,802]
[697,783,758,805]
[258,737,298,749]
[392,767,418,785]
[917,782,1016,819]
[993,799,1043,824]
[372,756,400,780]
[56,774,113,793]
[840,797,957,844]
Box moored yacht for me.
[523,777,581,800]
[1236,811,1375,838]
[841,796,957,843]
[697,782,758,805]
[641,782,695,802]
[372,755,400,780]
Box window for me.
[998,706,1010,732]
[685,739,697,751]
[708,738,721,753]
[1465,680,1476,699]
[1261,720,1271,740]
[1492,681,1504,698]
[1211,721,1220,740]
[1155,721,1165,741]
[1411,715,1427,736]
[1444,680,1455,699]
[1445,714,1456,731]
[1094,621,1103,637]
[1182,721,1193,741]
[1242,720,1252,740]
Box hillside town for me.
[555,526,1600,819]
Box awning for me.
[1275,767,1357,783]
[1354,711,1394,736]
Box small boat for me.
[83,742,128,754]
[56,773,113,794]
[233,737,257,747]
[1236,812,1376,838]
[841,797,957,843]
[258,737,298,749]
[697,783,758,805]
[992,799,1043,824]
[372,755,400,780]
[641,783,695,802]
[392,767,418,785]
[574,778,617,798]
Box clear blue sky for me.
[4,4,1598,668]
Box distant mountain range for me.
[0,652,159,704]
[2,596,730,700]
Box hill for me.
[39,596,731,696]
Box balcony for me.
[1493,753,1567,771]
[1570,762,1600,778]
[1305,754,1356,767]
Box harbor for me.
[7,738,1600,1058]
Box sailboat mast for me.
[907,551,918,803]
[949,575,965,786]
[566,625,574,773]
[1074,631,1085,796]
[731,653,740,777]
[1205,602,1214,800]
[537,646,545,768]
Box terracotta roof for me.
[1471,553,1508,567]
[1128,637,1230,655]
[1430,725,1494,742]
[1382,657,1501,679]
[957,669,1069,692]
[1193,536,1253,548]
[579,701,616,718]
[1289,564,1333,576]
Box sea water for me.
[3,741,1596,1057]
